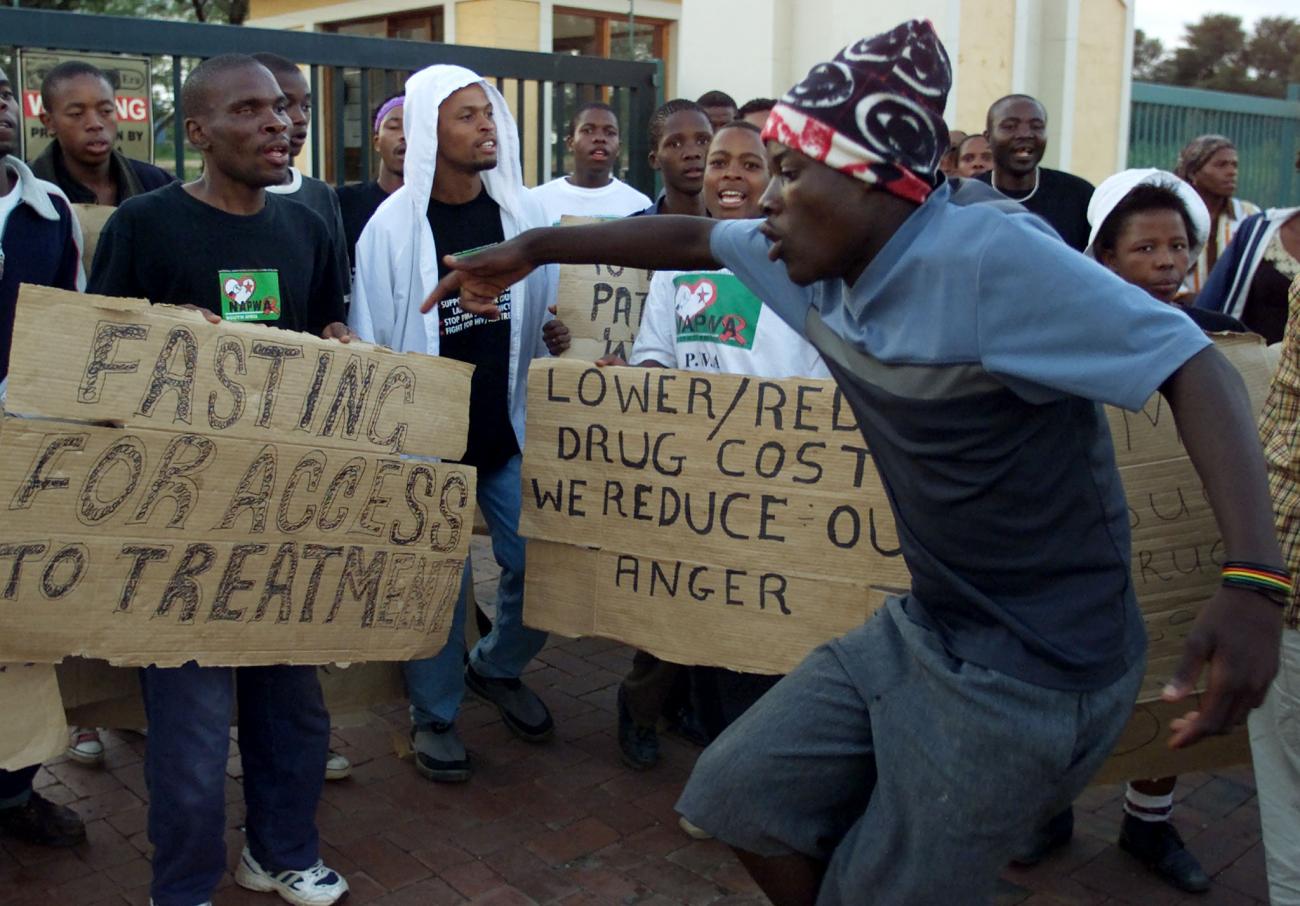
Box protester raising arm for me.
[422,215,718,318]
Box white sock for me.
[1124,784,1174,822]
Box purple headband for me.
[373,96,405,133]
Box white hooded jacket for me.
[349,65,555,451]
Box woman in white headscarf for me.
[1088,168,1244,334]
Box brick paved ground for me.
[0,539,1271,905]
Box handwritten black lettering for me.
[11,433,86,509]
[79,321,146,404]
[250,341,304,429]
[131,434,215,528]
[137,326,198,424]
[209,543,266,621]
[208,335,247,430]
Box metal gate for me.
[0,6,661,193]
[1129,81,1300,209]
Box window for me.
[553,7,667,63]
[325,9,445,42]
[550,8,669,181]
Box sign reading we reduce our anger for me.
[521,334,1274,780]
[0,285,477,667]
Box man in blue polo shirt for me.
[421,21,1286,905]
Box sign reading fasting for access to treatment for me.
[0,285,477,667]
[520,335,1275,778]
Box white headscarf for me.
[1084,168,1209,261]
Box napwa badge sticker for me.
[672,272,762,349]
[218,269,281,322]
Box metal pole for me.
[627,0,634,59]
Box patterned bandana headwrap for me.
[761,19,951,204]
[1174,134,1234,183]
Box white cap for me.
[1084,168,1209,260]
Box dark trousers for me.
[140,663,328,906]
[622,649,684,728]
[0,765,40,807]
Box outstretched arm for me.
[421,216,719,318]
[1160,345,1284,748]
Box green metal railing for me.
[0,7,660,193]
[1129,81,1300,209]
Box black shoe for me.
[411,721,472,783]
[616,686,660,770]
[0,792,86,847]
[465,665,554,742]
[1119,814,1210,893]
[666,706,712,747]
[1010,806,1074,867]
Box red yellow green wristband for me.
[1221,561,1293,604]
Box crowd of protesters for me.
[0,17,1298,905]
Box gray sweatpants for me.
[677,596,1143,905]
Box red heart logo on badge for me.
[673,278,717,321]
[223,276,257,305]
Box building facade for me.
[248,0,1133,185]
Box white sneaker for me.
[324,750,351,781]
[678,815,714,840]
[66,727,105,765]
[235,847,349,906]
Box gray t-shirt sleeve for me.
[709,219,815,334]
[974,215,1211,411]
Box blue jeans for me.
[678,596,1144,905]
[403,453,548,726]
[140,663,329,906]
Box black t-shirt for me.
[335,181,391,267]
[1240,257,1292,344]
[427,187,518,470]
[976,167,1095,252]
[87,183,345,336]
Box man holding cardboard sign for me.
[0,61,88,851]
[87,54,350,906]
[423,20,1285,905]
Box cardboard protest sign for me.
[520,360,908,672]
[521,334,1273,777]
[0,664,67,771]
[553,213,650,362]
[554,263,651,363]
[0,285,476,667]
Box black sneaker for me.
[465,665,554,742]
[0,791,86,847]
[1010,806,1074,867]
[1119,814,1210,893]
[411,722,472,783]
[616,685,660,770]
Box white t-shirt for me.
[631,268,830,378]
[529,176,652,224]
[0,166,24,239]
